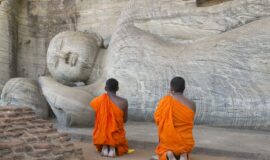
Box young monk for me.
[90,78,128,157]
[155,77,196,160]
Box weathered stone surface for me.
[196,0,231,6]
[0,0,17,94]
[39,77,95,127]
[15,0,129,81]
[102,0,270,129]
[0,78,49,118]
[47,31,102,86]
[41,30,106,126]
[0,0,129,94]
[124,0,270,43]
[0,107,84,160]
[35,0,270,129]
[0,0,269,130]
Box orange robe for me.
[155,95,195,160]
[90,93,128,156]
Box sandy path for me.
[74,141,246,160]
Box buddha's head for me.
[47,31,102,85]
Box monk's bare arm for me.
[180,96,196,113]
[123,100,128,123]
[190,101,196,113]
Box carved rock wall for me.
[0,0,17,94]
[103,0,270,129]
[0,0,270,129]
[15,0,128,79]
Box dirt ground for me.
[74,141,246,160]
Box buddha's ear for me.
[82,31,110,49]
[93,33,103,48]
[95,35,111,49]
[83,31,103,49]
[91,33,111,49]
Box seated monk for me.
[90,78,129,157]
[154,77,196,160]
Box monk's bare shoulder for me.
[116,96,128,110]
[177,96,196,113]
[186,98,196,113]
[121,98,128,109]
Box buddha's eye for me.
[68,52,79,67]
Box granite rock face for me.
[15,0,129,81]
[0,0,129,92]
[0,0,18,94]
[0,0,269,129]
[109,16,270,128]
[0,78,49,118]
[103,0,270,129]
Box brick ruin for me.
[0,107,84,160]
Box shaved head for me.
[105,78,119,92]
[170,77,185,93]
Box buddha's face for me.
[47,31,101,85]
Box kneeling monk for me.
[90,78,128,157]
[155,77,196,160]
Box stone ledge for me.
[58,121,270,160]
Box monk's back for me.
[109,95,127,112]
[155,77,195,160]
[171,95,195,148]
[90,78,129,157]
[172,94,196,113]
